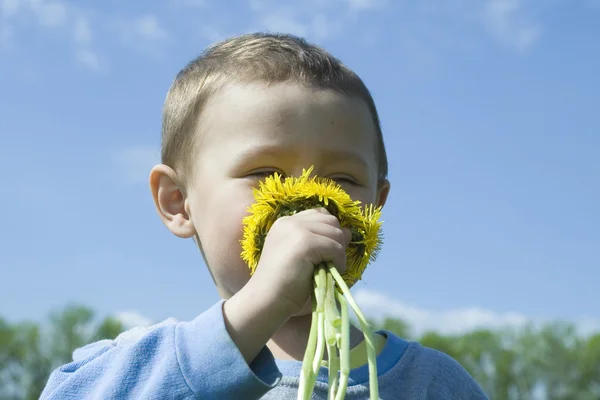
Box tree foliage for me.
[0,306,122,400]
[1,305,599,399]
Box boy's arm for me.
[222,270,296,364]
[40,299,282,400]
[40,208,346,399]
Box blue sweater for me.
[40,301,488,399]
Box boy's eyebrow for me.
[235,145,370,170]
[321,149,370,170]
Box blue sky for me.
[1,0,598,335]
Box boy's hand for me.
[250,207,352,315]
[223,208,351,364]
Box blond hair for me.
[161,32,388,185]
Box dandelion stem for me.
[328,263,379,400]
[306,265,326,398]
[298,294,319,400]
[324,272,341,346]
[324,272,342,331]
[324,270,340,399]
[326,335,339,400]
[313,309,326,375]
[315,266,327,313]
[334,291,349,400]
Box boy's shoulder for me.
[72,317,180,363]
[378,330,489,399]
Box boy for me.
[41,33,488,399]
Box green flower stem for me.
[326,337,339,400]
[324,273,341,347]
[312,306,326,375]
[334,291,350,400]
[324,269,341,399]
[300,262,378,400]
[315,266,327,312]
[328,263,379,400]
[324,273,342,330]
[297,295,319,400]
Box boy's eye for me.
[247,169,284,179]
[246,170,357,185]
[330,176,358,185]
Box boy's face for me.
[157,81,389,301]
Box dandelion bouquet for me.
[241,166,383,400]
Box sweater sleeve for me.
[40,300,282,400]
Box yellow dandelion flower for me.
[240,166,383,286]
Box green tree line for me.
[372,317,600,399]
[1,305,599,399]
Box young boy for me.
[41,33,488,399]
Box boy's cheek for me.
[347,188,378,208]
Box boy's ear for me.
[149,164,196,239]
[376,179,391,208]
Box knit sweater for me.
[40,300,488,399]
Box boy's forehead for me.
[184,81,382,183]
[200,81,377,137]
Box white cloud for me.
[260,12,309,37]
[113,146,160,184]
[200,25,237,43]
[76,47,101,70]
[71,16,102,70]
[244,0,544,52]
[174,0,209,7]
[246,0,364,41]
[1,1,168,62]
[311,14,343,41]
[0,22,15,50]
[107,289,600,340]
[72,15,103,71]
[114,310,153,329]
[482,0,541,52]
[353,288,600,337]
[248,0,267,12]
[0,0,103,70]
[1,0,22,18]
[132,14,168,41]
[116,14,169,55]
[310,14,328,39]
[346,0,386,10]
[31,0,68,27]
[1,0,68,27]
[73,16,90,45]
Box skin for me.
[150,81,390,365]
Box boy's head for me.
[150,32,391,303]
[161,32,388,188]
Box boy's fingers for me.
[342,228,352,245]
[335,259,348,275]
